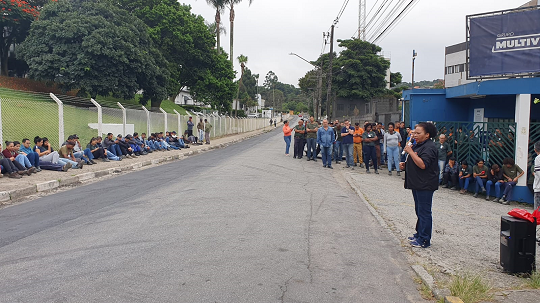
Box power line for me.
[366,0,407,41]
[372,0,420,43]
[334,0,351,24]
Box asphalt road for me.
[0,126,427,303]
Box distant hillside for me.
[398,79,444,89]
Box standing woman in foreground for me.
[400,122,439,248]
[282,120,292,156]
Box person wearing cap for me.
[187,117,194,137]
[59,141,84,169]
[204,119,212,144]
[125,134,143,156]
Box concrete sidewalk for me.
[0,126,276,203]
[339,166,540,301]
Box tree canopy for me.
[333,39,390,100]
[19,0,169,103]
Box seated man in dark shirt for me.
[442,157,459,190]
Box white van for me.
[247,113,260,118]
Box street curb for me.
[36,180,59,192]
[1,128,274,203]
[343,171,454,302]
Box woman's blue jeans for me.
[486,180,502,198]
[386,146,400,172]
[412,190,434,246]
[284,136,291,154]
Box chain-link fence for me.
[0,89,270,150]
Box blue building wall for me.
[403,82,540,205]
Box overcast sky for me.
[186,0,529,86]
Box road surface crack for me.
[279,276,293,303]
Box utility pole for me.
[358,0,366,40]
[316,69,322,121]
[326,25,335,120]
[412,50,417,90]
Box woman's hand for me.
[403,144,413,154]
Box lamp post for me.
[412,50,417,90]
[289,52,323,120]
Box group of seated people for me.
[441,157,524,205]
[0,131,190,178]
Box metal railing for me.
[0,90,269,149]
[433,121,517,166]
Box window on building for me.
[365,102,370,114]
[349,104,356,112]
[337,104,344,111]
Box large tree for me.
[333,39,390,100]
[117,0,232,110]
[19,0,168,104]
[225,0,253,62]
[190,52,236,114]
[206,0,226,54]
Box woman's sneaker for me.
[410,239,430,248]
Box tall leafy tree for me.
[19,0,168,104]
[225,0,253,62]
[333,39,390,100]
[206,0,226,54]
[116,0,229,109]
[190,52,236,114]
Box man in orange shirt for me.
[353,122,364,167]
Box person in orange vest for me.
[282,120,292,156]
[352,123,364,167]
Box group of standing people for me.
[283,117,409,175]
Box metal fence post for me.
[50,93,64,148]
[173,110,181,134]
[90,98,102,136]
[142,106,150,136]
[212,115,216,138]
[159,108,167,133]
[117,102,126,136]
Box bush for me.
[449,274,492,303]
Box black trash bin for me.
[500,215,536,274]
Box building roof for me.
[445,42,467,55]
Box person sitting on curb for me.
[442,157,459,189]
[133,133,151,154]
[497,157,525,205]
[2,141,35,175]
[116,135,136,158]
[140,133,155,152]
[96,136,121,161]
[34,137,70,171]
[69,135,96,165]
[125,135,143,156]
[486,164,504,202]
[458,160,473,194]
[13,141,40,173]
[0,143,24,178]
[86,137,109,162]
[103,133,123,158]
[19,138,41,171]
[59,141,84,169]
[472,159,488,198]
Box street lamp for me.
[412,50,417,90]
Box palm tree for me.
[206,0,226,54]
[237,54,248,77]
[235,54,248,117]
[225,0,254,62]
